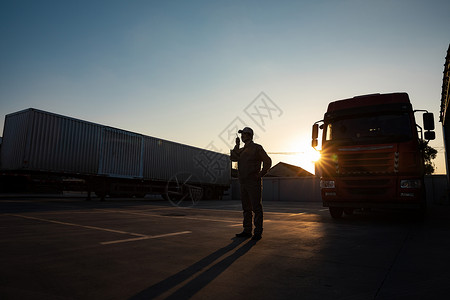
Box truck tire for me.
[329,207,344,219]
[344,208,354,215]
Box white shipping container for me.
[1,108,230,186]
[99,127,144,178]
[143,136,230,185]
[1,109,101,174]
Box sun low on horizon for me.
[290,147,321,174]
[269,137,322,174]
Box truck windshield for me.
[324,113,413,145]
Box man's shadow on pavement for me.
[131,237,257,299]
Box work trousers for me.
[240,179,263,235]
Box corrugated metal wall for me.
[143,137,190,181]
[25,110,102,174]
[142,136,230,185]
[1,108,230,185]
[99,128,143,178]
[229,175,448,203]
[1,110,30,170]
[230,177,322,202]
[425,175,449,204]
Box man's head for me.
[238,127,254,144]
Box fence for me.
[226,175,449,204]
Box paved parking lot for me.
[1,197,450,299]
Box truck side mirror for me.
[312,124,319,139]
[424,131,435,140]
[423,113,435,140]
[423,113,435,131]
[312,124,319,148]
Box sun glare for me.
[308,148,322,163]
[282,142,321,174]
[292,148,321,167]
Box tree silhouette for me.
[419,139,438,175]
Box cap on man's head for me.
[238,127,254,135]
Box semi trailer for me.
[312,93,435,218]
[0,108,231,202]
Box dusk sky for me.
[1,0,449,173]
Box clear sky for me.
[1,0,449,174]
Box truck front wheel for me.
[329,207,344,219]
[344,208,354,215]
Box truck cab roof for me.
[327,93,411,113]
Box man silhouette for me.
[230,127,271,241]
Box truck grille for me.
[338,152,395,175]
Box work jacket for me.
[230,141,272,183]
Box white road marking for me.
[101,231,192,245]
[8,214,145,237]
[8,213,193,245]
[96,209,241,224]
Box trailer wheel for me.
[203,187,221,200]
[329,207,344,219]
[94,192,106,201]
[165,172,203,207]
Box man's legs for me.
[240,183,253,234]
[247,180,263,236]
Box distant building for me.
[439,43,450,183]
[265,162,314,177]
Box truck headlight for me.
[320,180,335,189]
[400,179,421,189]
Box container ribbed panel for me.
[1,108,230,185]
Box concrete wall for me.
[226,175,449,204]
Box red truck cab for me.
[312,93,435,218]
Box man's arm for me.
[230,145,241,162]
[258,146,272,176]
[230,137,241,162]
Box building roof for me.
[265,162,314,177]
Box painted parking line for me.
[96,208,242,224]
[101,231,192,245]
[8,213,193,245]
[95,208,310,226]
[8,214,146,237]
